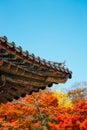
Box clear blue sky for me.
[0,0,87,90]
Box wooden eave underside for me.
[0,36,72,104]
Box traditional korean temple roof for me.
[0,36,72,104]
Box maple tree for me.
[0,89,59,129]
[49,101,87,130]
[49,87,87,130]
[0,87,87,130]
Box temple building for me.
[0,36,72,104]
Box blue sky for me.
[0,0,87,90]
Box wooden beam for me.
[45,77,68,83]
[6,76,45,87]
[0,60,45,81]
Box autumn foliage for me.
[49,101,87,130]
[0,87,87,130]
